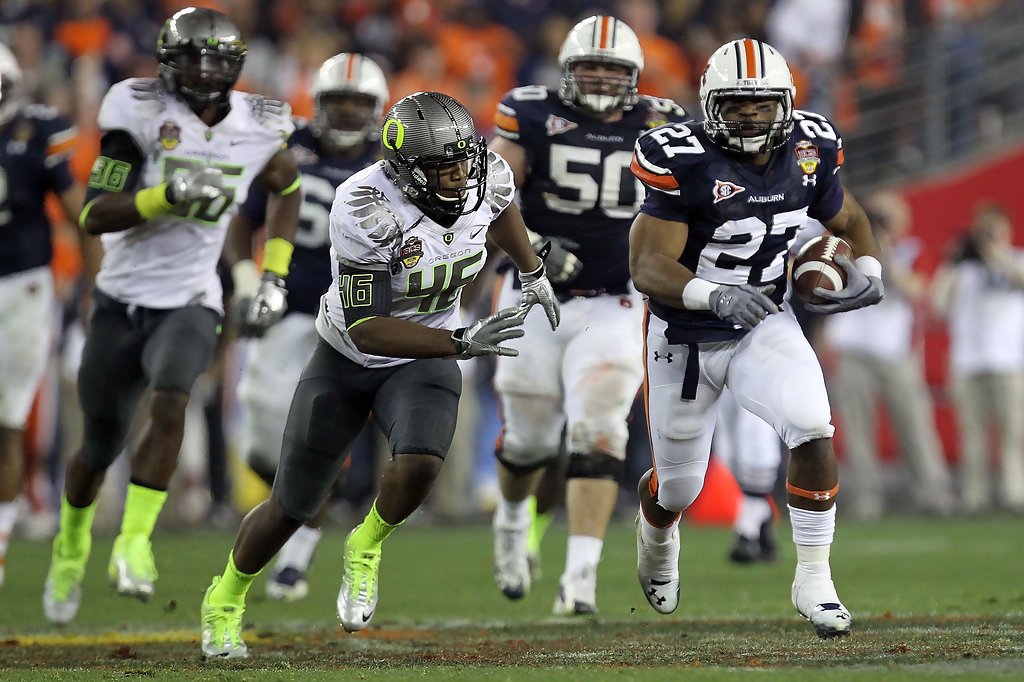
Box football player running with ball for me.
[489,15,688,614]
[228,53,389,602]
[200,92,559,659]
[629,40,884,638]
[43,7,302,624]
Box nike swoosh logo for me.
[361,611,373,622]
[470,227,485,239]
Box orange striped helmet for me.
[557,15,644,115]
[700,39,796,154]
[311,53,390,148]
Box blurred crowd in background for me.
[4,0,1024,537]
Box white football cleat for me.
[635,514,680,615]
[791,573,853,639]
[553,564,597,615]
[493,515,531,600]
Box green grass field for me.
[0,516,1022,680]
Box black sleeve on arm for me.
[84,130,146,203]
[338,263,393,328]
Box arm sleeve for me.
[84,130,146,203]
[337,263,393,326]
[42,115,77,193]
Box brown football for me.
[791,234,853,305]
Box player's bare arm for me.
[487,202,542,274]
[821,187,881,260]
[254,147,302,245]
[628,212,690,309]
[805,187,886,314]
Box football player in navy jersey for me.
[226,53,387,602]
[489,15,688,614]
[629,39,884,639]
[0,43,85,589]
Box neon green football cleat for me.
[201,577,249,659]
[336,526,381,633]
[43,536,88,624]
[108,534,157,600]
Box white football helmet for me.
[0,42,22,126]
[557,15,644,114]
[699,39,796,154]
[311,53,389,148]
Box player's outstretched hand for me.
[452,306,527,358]
[804,256,884,314]
[237,273,288,338]
[169,165,224,205]
[709,283,779,331]
[519,260,560,330]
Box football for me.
[791,234,853,304]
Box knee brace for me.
[567,451,625,482]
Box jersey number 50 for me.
[544,145,643,219]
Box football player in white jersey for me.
[0,43,86,589]
[43,7,302,625]
[200,92,560,659]
[227,52,390,602]
[629,40,884,639]
[489,15,689,614]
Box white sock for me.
[640,507,679,545]
[496,497,529,527]
[735,495,771,538]
[789,504,836,578]
[564,535,602,577]
[276,525,321,572]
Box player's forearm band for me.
[682,278,718,310]
[134,182,173,220]
[786,481,839,502]
[276,176,302,196]
[855,255,882,279]
[262,237,295,277]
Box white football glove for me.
[519,257,560,330]
[169,165,224,205]
[237,273,288,338]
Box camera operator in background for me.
[932,203,1024,514]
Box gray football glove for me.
[237,272,288,338]
[532,235,582,284]
[169,165,224,205]
[709,283,779,331]
[519,259,560,330]
[452,306,527,358]
[803,256,885,314]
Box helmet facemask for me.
[160,50,243,110]
[703,91,794,155]
[315,91,380,149]
[560,58,638,115]
[392,137,488,220]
